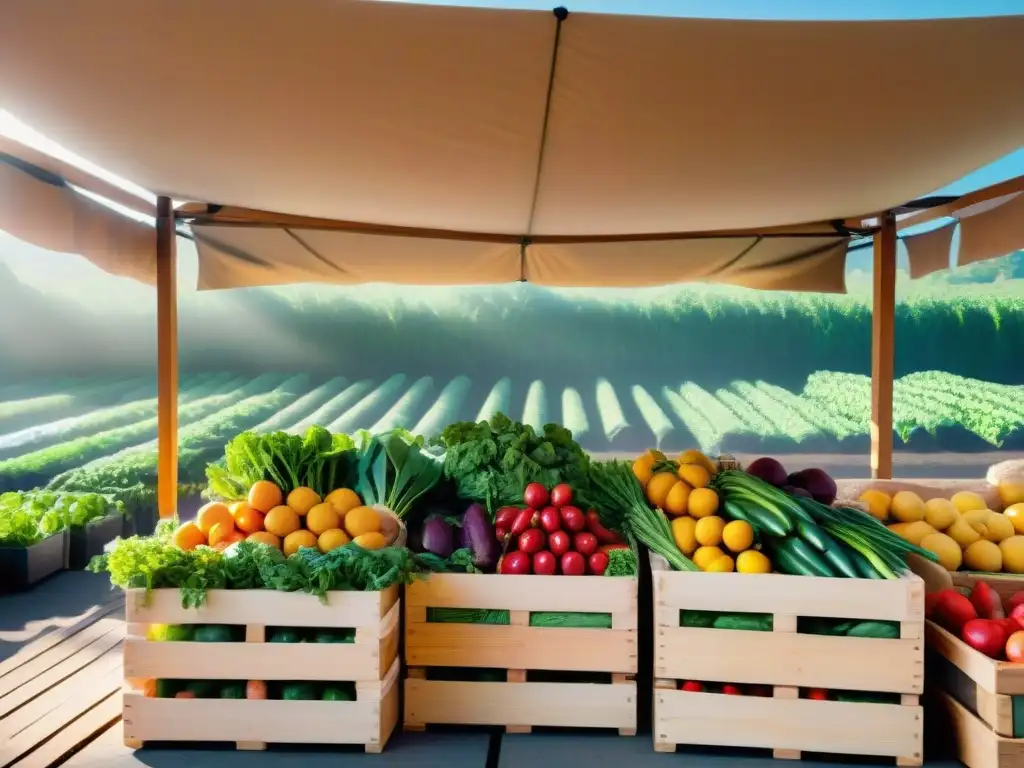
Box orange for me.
[325,488,362,516]
[306,503,341,536]
[353,531,388,550]
[171,521,206,551]
[248,480,283,514]
[286,487,321,516]
[318,528,350,553]
[247,531,282,549]
[264,505,301,538]
[646,472,678,509]
[678,463,710,489]
[688,488,720,519]
[208,521,238,548]
[231,502,265,534]
[344,506,381,538]
[283,529,318,557]
[213,531,245,551]
[196,502,234,537]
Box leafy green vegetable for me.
[605,547,638,577]
[350,429,444,519]
[206,427,355,500]
[436,413,590,512]
[0,489,122,547]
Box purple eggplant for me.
[461,503,499,571]
[421,516,455,559]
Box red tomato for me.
[494,506,521,528]
[588,551,609,576]
[523,483,549,509]
[1006,631,1024,663]
[679,681,704,693]
[532,550,557,576]
[1008,592,1024,613]
[518,528,546,555]
[500,551,532,575]
[560,506,585,532]
[548,530,572,556]
[935,590,978,634]
[925,592,942,619]
[574,532,598,557]
[970,582,1004,619]
[560,551,585,576]
[1009,604,1024,630]
[806,688,830,701]
[962,619,1008,659]
[511,508,539,537]
[539,506,562,533]
[550,484,573,508]
[721,684,743,696]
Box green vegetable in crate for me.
[282,682,318,701]
[605,547,637,577]
[314,629,355,643]
[220,682,246,699]
[322,685,356,701]
[270,629,304,643]
[193,625,235,643]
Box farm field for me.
[0,369,1021,502]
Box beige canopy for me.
[1,1,1023,291]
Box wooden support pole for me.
[871,211,897,479]
[156,197,179,519]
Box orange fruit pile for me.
[169,480,390,556]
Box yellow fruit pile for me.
[859,487,1024,574]
[171,482,390,556]
[632,448,768,574]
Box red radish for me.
[586,509,619,544]
[574,532,598,557]
[925,592,942,618]
[722,684,743,696]
[533,550,557,575]
[548,530,571,557]
[510,508,538,537]
[494,506,521,528]
[560,506,585,532]
[679,681,704,692]
[962,619,1008,658]
[1009,592,1024,613]
[550,484,573,508]
[806,688,829,701]
[935,590,977,634]
[495,525,510,543]
[539,506,562,534]
[588,551,609,576]
[561,551,585,576]
[518,528,546,555]
[971,582,1004,619]
[523,483,549,509]
[499,550,532,575]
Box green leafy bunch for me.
[206,426,355,500]
[1,489,122,547]
[436,412,590,512]
[349,429,445,519]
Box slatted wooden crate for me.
[651,553,925,765]
[121,585,401,753]
[403,571,639,734]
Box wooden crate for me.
[121,585,401,753]
[403,571,639,734]
[933,688,1024,768]
[651,553,924,765]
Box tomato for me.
[560,506,585,532]
[1009,604,1024,630]
[548,530,572,556]
[970,582,1004,619]
[721,684,743,696]
[588,551,609,576]
[806,688,830,701]
[518,528,546,555]
[523,483,549,509]
[574,532,598,557]
[1008,591,1024,613]
[935,590,977,634]
[539,506,562,533]
[1006,631,1024,663]
[550,484,573,508]
[500,551,532,575]
[925,592,942,619]
[511,509,539,537]
[560,551,585,576]
[533,550,557,576]
[494,506,521,528]
[962,619,1008,659]
[679,681,704,692]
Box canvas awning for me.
[1,1,1022,292]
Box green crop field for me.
[0,370,1021,505]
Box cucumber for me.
[795,519,834,553]
[771,543,818,577]
[822,545,860,579]
[782,537,837,578]
[847,621,899,639]
[193,625,234,643]
[846,547,884,579]
[729,499,790,538]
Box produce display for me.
[0,489,122,546]
[614,451,937,578]
[928,581,1024,662]
[857,485,1024,574]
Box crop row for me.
[0,369,1019,498]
